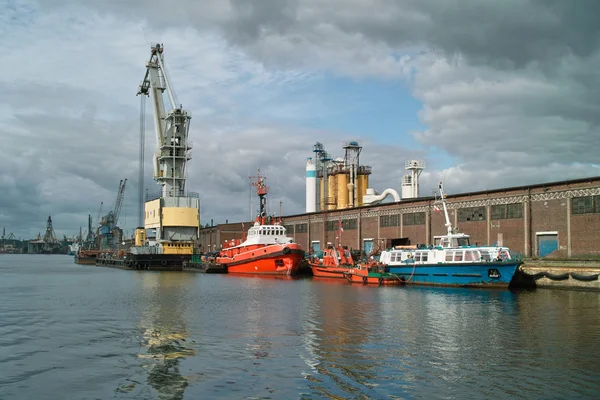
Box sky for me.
[1,0,599,239]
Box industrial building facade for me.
[198,176,600,259]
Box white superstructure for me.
[226,223,294,248]
[401,160,425,199]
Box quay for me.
[515,259,600,290]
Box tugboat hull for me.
[222,247,305,276]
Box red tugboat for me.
[216,170,305,276]
[309,220,356,279]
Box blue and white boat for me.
[382,182,522,288]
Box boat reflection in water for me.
[134,272,197,400]
[299,278,385,398]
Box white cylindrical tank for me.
[306,157,317,213]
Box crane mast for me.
[133,43,200,254]
[137,43,192,198]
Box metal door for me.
[537,234,558,257]
[363,239,374,256]
[311,241,320,253]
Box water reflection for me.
[135,272,197,400]
[301,279,385,398]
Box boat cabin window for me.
[391,253,397,262]
[414,253,421,262]
[464,250,477,261]
[421,252,428,262]
[441,238,450,247]
[456,237,470,247]
[480,251,491,261]
[445,252,454,262]
[454,251,463,262]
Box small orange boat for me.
[344,263,404,286]
[216,170,305,276]
[309,220,355,279]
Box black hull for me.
[183,261,227,273]
[97,254,191,271]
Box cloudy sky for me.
[1,0,598,239]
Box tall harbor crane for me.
[137,43,192,198]
[132,43,200,263]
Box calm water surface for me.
[1,255,600,399]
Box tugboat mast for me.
[250,169,269,225]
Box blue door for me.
[538,234,558,257]
[311,241,320,253]
[364,240,374,256]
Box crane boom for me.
[137,43,192,198]
[113,179,127,227]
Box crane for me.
[99,179,127,250]
[132,43,200,257]
[137,43,192,199]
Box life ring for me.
[161,260,167,266]
[378,277,383,285]
[282,247,291,255]
[362,276,367,284]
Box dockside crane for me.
[99,179,127,250]
[133,43,200,254]
[137,43,192,199]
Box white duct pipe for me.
[363,188,401,205]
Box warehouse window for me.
[283,225,294,234]
[326,221,338,231]
[295,223,308,233]
[345,219,358,230]
[491,204,523,220]
[572,196,600,214]
[326,219,357,231]
[458,206,486,222]
[380,214,399,227]
[403,212,425,226]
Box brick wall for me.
[210,177,600,259]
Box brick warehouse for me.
[198,176,600,259]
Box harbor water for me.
[1,255,600,399]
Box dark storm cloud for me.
[3,0,599,237]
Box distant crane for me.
[99,179,127,250]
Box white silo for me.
[401,160,425,199]
[306,157,317,213]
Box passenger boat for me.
[309,220,355,278]
[344,263,404,286]
[216,170,305,275]
[383,182,523,288]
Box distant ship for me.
[68,242,80,256]
[216,170,305,276]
